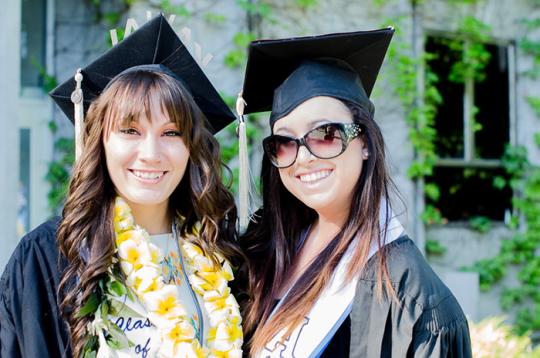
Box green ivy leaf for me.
[204,12,226,25]
[527,96,540,118]
[48,120,58,133]
[469,216,491,233]
[160,0,190,17]
[492,176,507,190]
[424,183,440,201]
[102,11,121,26]
[421,205,444,225]
[295,0,318,8]
[425,239,446,255]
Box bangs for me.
[102,71,194,140]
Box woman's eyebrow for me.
[274,118,331,135]
[162,120,178,127]
[308,119,331,128]
[273,126,294,135]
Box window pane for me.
[20,0,47,88]
[474,44,510,159]
[426,166,512,221]
[426,36,465,159]
[18,129,31,237]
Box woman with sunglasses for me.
[238,30,472,357]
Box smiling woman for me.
[238,30,472,357]
[270,97,365,222]
[101,71,192,233]
[0,15,243,358]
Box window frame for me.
[424,31,518,221]
[16,0,54,234]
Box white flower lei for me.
[86,197,243,357]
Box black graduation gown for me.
[349,236,472,358]
[0,218,71,357]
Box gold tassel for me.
[236,92,251,231]
[71,69,84,161]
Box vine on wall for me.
[469,7,540,335]
[382,13,443,225]
[41,73,75,214]
[378,0,540,336]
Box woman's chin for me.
[119,191,170,208]
[297,194,335,213]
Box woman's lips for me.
[129,169,167,183]
[297,169,333,183]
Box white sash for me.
[256,205,404,358]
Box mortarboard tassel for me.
[71,69,84,161]
[236,92,251,231]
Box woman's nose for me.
[139,135,161,162]
[295,144,315,165]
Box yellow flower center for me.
[126,247,143,269]
[146,278,159,292]
[168,325,189,342]
[156,295,178,316]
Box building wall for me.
[0,0,56,269]
[0,0,22,268]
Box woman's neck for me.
[313,208,349,243]
[305,216,342,253]
[277,212,348,297]
[124,199,171,235]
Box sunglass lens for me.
[265,136,298,168]
[305,124,344,158]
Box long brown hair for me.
[240,102,397,355]
[57,69,241,357]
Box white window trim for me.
[428,36,517,168]
[17,0,55,232]
[424,32,517,224]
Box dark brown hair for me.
[56,70,241,357]
[240,101,397,355]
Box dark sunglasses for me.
[263,122,364,168]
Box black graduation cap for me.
[49,14,235,134]
[240,28,394,125]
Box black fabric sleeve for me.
[0,219,71,358]
[0,253,23,358]
[409,295,472,358]
[349,236,473,358]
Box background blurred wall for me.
[0,0,22,268]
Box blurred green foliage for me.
[425,238,446,255]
